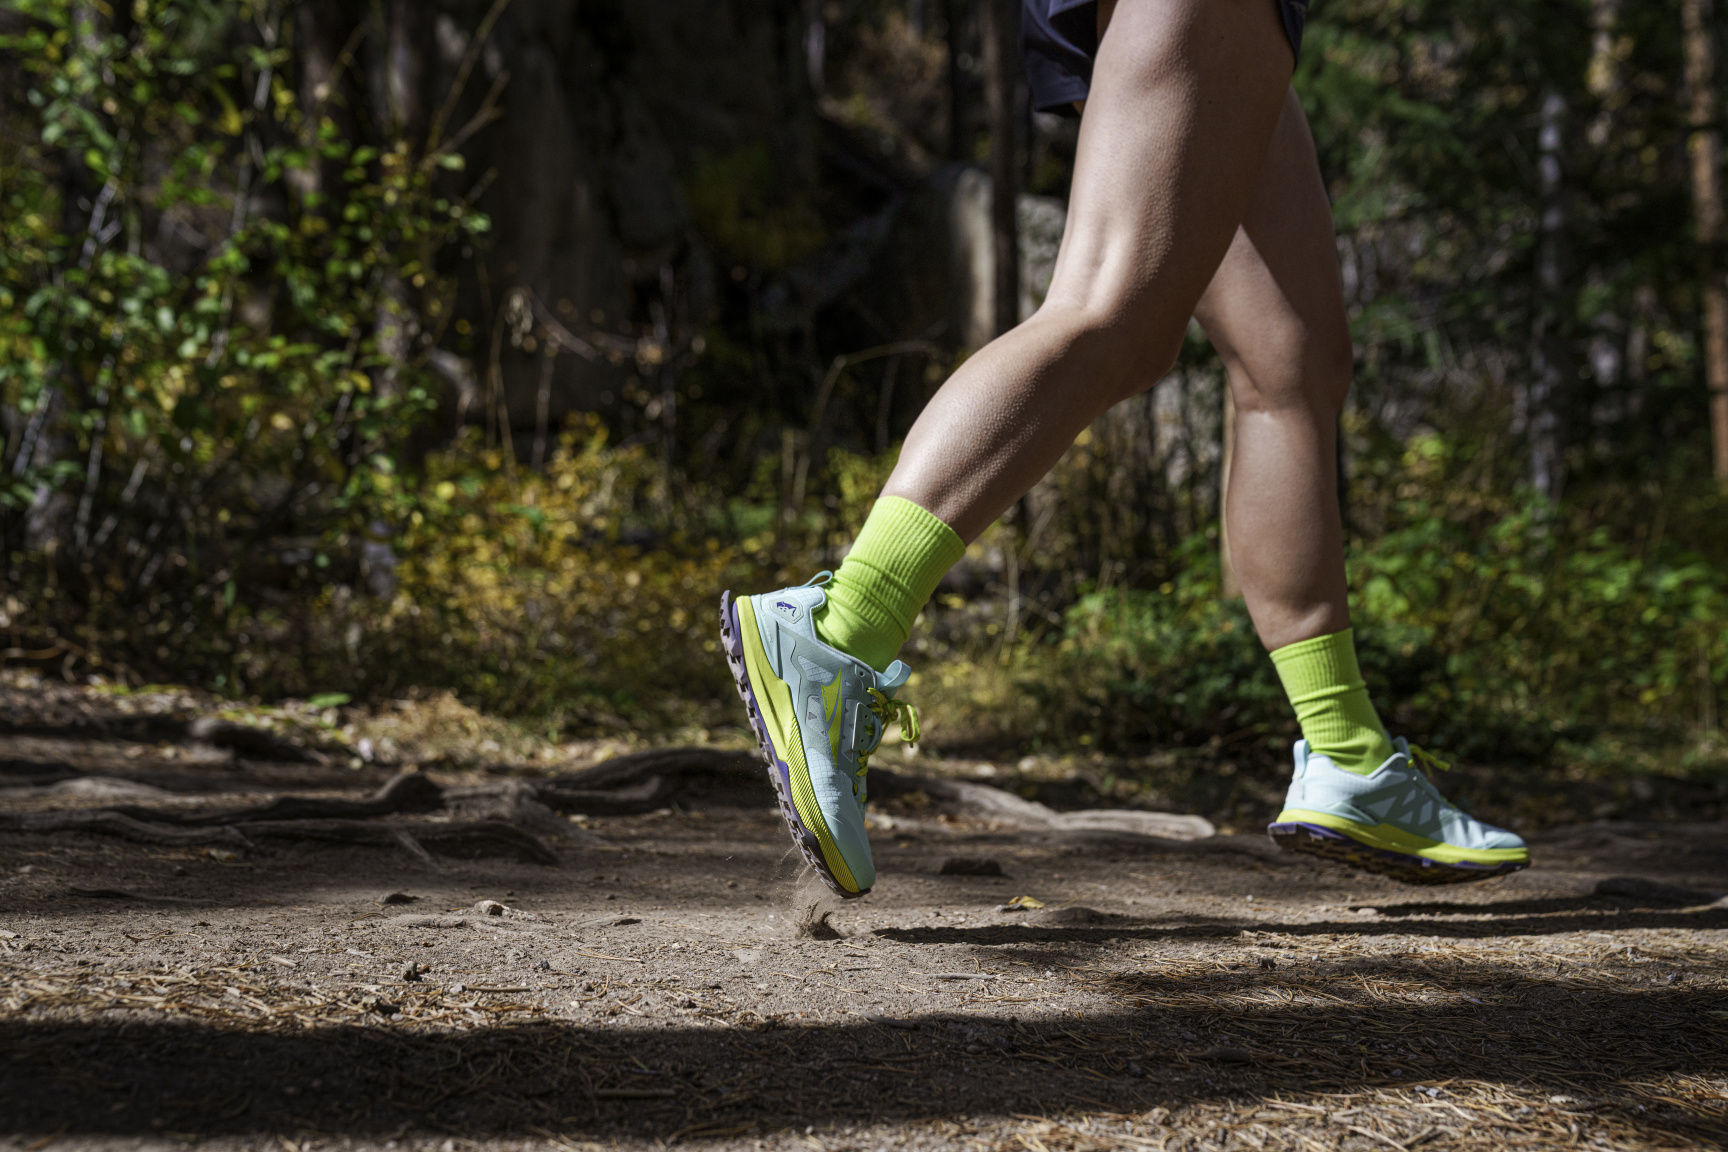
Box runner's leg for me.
[1193,88,1352,653]
[1191,88,1393,776]
[876,0,1295,542]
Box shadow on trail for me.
[3,965,1724,1145]
[874,904,1728,945]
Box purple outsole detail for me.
[1268,821,1529,886]
[718,592,867,899]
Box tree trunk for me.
[1683,0,1728,488]
[369,2,430,400]
[292,2,356,204]
[945,0,967,161]
[981,0,1020,337]
[1585,0,1625,149]
[1527,90,1572,503]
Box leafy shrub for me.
[0,0,485,689]
[366,422,744,728]
[917,439,1727,773]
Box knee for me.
[1225,320,1353,418]
[1039,298,1187,405]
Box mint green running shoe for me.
[1268,738,1530,884]
[718,575,919,898]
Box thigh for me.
[1039,0,1296,341]
[1193,88,1353,408]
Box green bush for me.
[919,438,1727,774]
[0,0,485,691]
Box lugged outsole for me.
[1268,821,1529,886]
[718,591,866,899]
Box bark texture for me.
[1683,0,1728,487]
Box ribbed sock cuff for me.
[814,496,966,672]
[1270,628,1394,775]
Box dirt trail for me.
[2,684,1726,1152]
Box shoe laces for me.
[1406,744,1458,810]
[853,689,920,796]
[1408,743,1452,779]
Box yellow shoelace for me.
[1408,743,1452,778]
[855,689,920,778]
[1407,743,1461,812]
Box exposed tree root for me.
[523,747,768,814]
[0,809,258,850]
[1,743,1230,870]
[0,805,557,865]
[869,769,1217,843]
[103,771,445,826]
[239,818,559,865]
[0,714,320,762]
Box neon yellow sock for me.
[813,496,966,673]
[1270,628,1395,776]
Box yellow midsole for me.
[1276,808,1530,866]
[737,597,861,893]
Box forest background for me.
[0,0,1725,830]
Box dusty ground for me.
[2,681,1726,1152]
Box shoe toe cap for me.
[1480,825,1526,852]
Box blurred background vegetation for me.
[1,0,1725,827]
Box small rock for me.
[614,917,641,926]
[940,856,1005,877]
[380,892,417,906]
[534,959,551,971]
[474,900,507,916]
[448,983,465,995]
[1127,1062,1147,1078]
[400,961,422,982]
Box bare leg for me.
[1194,89,1354,651]
[881,0,1295,541]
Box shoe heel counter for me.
[1282,740,1311,808]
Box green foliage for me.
[0,0,1721,788]
[922,435,1726,777]
[0,0,486,687]
[370,422,743,725]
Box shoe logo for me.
[775,600,800,620]
[823,677,844,760]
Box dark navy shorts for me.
[1023,0,1308,116]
